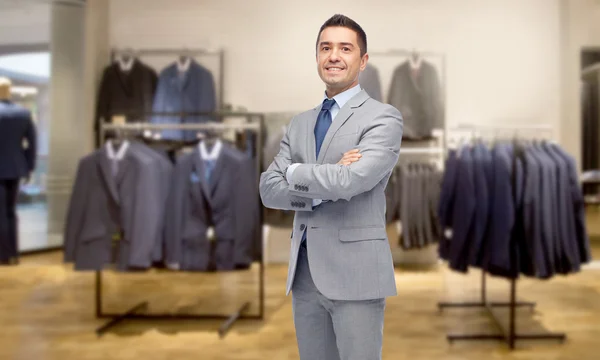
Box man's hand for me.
[337,149,362,166]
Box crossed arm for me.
[259,105,403,209]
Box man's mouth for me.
[325,66,345,72]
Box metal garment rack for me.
[438,124,566,349]
[111,47,225,110]
[95,115,265,338]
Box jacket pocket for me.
[339,226,387,242]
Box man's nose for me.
[329,49,341,62]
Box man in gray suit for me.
[259,14,403,360]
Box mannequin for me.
[0,77,10,100]
[0,77,37,265]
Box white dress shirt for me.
[286,84,362,206]
[106,140,130,177]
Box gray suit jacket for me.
[64,143,163,271]
[259,89,403,301]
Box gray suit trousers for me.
[292,242,385,360]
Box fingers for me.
[344,149,360,156]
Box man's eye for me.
[343,47,350,51]
[322,47,330,51]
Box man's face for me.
[316,26,367,96]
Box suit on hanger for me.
[387,60,443,140]
[95,59,158,143]
[151,60,217,141]
[359,63,383,102]
[166,141,259,271]
[64,142,163,271]
[0,100,36,262]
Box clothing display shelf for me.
[110,47,225,114]
[438,123,567,350]
[96,115,265,339]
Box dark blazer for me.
[468,144,490,267]
[437,150,459,260]
[447,147,476,273]
[151,60,217,141]
[95,60,158,130]
[484,144,516,278]
[64,143,163,271]
[165,142,259,271]
[387,60,443,140]
[0,101,36,180]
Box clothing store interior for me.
[2,0,600,359]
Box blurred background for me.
[1,0,600,359]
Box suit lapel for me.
[306,109,318,164]
[98,150,120,204]
[316,90,369,164]
[209,148,226,195]
[191,151,210,205]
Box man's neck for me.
[326,81,359,98]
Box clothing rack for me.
[95,115,265,338]
[111,47,225,110]
[438,124,566,349]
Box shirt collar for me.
[106,140,129,160]
[199,139,222,161]
[323,84,362,109]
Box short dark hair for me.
[316,14,367,57]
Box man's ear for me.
[360,53,369,71]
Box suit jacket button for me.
[300,224,305,231]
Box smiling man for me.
[259,14,404,360]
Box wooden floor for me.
[4,217,600,359]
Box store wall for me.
[0,3,49,46]
[109,0,561,131]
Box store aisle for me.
[1,249,599,359]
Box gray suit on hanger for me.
[64,144,163,271]
[260,89,403,359]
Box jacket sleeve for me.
[129,157,163,269]
[234,156,260,267]
[286,105,404,202]
[63,158,90,262]
[164,155,188,267]
[259,116,315,211]
[23,111,37,173]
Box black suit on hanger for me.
[95,59,158,144]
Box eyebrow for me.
[319,41,355,48]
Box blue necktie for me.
[301,98,336,246]
[204,159,216,183]
[315,98,336,158]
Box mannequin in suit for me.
[0,77,37,265]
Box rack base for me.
[440,301,566,349]
[96,301,254,338]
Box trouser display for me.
[292,242,385,360]
[0,179,19,263]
